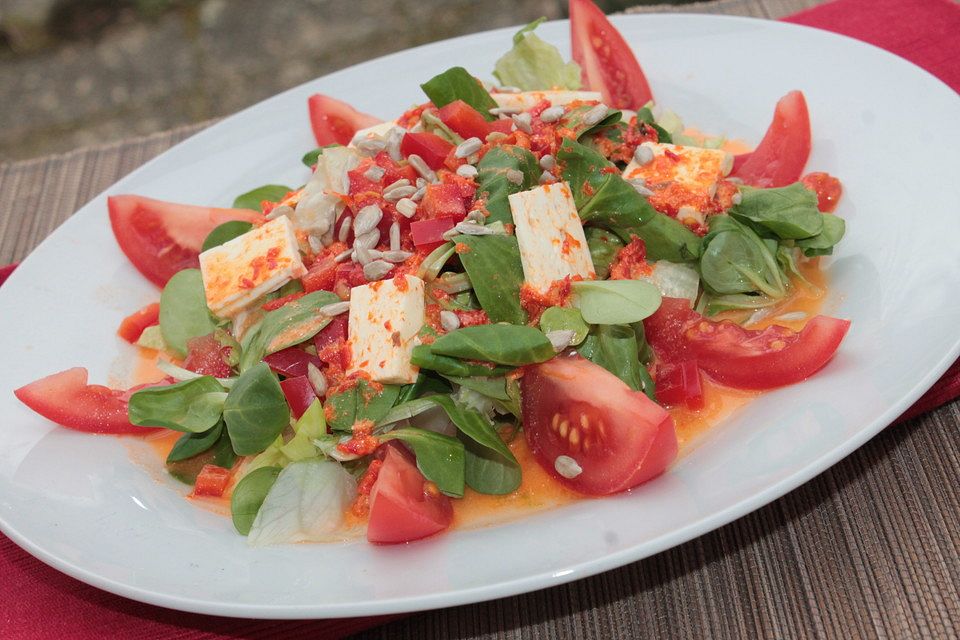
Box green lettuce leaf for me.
[493,18,581,91]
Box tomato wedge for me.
[731,90,811,188]
[108,195,262,287]
[644,297,850,390]
[14,367,160,435]
[117,302,160,343]
[367,444,453,544]
[522,355,677,495]
[655,360,704,410]
[570,0,653,109]
[307,94,380,146]
[802,171,843,212]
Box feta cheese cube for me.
[492,90,602,111]
[623,142,733,222]
[347,275,425,385]
[348,120,398,147]
[199,216,307,318]
[508,182,595,294]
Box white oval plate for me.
[1,14,959,619]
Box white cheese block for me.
[622,142,733,218]
[508,182,595,294]
[348,120,398,147]
[199,216,307,318]
[347,275,425,385]
[491,90,602,111]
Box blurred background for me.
[0,0,694,161]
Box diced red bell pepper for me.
[655,360,704,410]
[280,375,319,419]
[334,263,368,299]
[438,100,494,140]
[117,302,160,343]
[193,464,232,497]
[302,255,339,293]
[264,347,324,378]
[488,119,514,134]
[410,218,456,252]
[400,132,454,170]
[419,183,467,220]
[314,314,348,352]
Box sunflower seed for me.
[354,245,373,265]
[539,154,556,170]
[582,103,610,127]
[416,178,427,189]
[455,137,483,158]
[364,165,386,182]
[307,363,328,397]
[383,185,418,202]
[338,216,352,243]
[539,106,565,123]
[411,187,426,202]
[456,164,479,179]
[319,301,351,316]
[539,170,556,184]
[454,221,495,236]
[395,198,417,219]
[732,191,743,205]
[485,131,508,143]
[506,168,524,185]
[629,179,654,197]
[439,310,461,332]
[352,205,383,236]
[266,203,294,221]
[407,154,437,182]
[554,455,582,479]
[385,127,405,161]
[727,176,745,185]
[354,228,380,251]
[511,112,533,134]
[466,209,486,224]
[307,234,323,253]
[490,106,522,116]
[334,248,353,262]
[633,144,655,166]
[382,250,413,263]
[384,178,411,191]
[363,259,394,281]
[385,221,399,252]
[546,329,577,352]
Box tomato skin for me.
[801,171,843,212]
[569,0,653,109]
[367,444,453,544]
[302,255,339,293]
[400,132,454,170]
[182,334,233,377]
[193,465,232,497]
[108,195,262,287]
[117,302,160,343]
[644,297,850,390]
[521,355,677,495]
[732,91,811,188]
[438,100,494,140]
[307,93,380,146]
[14,368,160,435]
[280,375,318,418]
[410,217,456,251]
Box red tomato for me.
[732,91,811,188]
[280,375,318,419]
[182,334,233,377]
[14,368,160,435]
[264,347,323,378]
[116,302,160,343]
[400,132,454,170]
[193,465,232,497]
[307,93,380,146]
[410,218,456,251]
[801,171,843,212]
[367,444,453,544]
[419,183,467,220]
[522,355,677,495]
[302,255,339,293]
[261,291,306,311]
[644,297,850,390]
[108,195,262,287]
[655,360,704,410]
[438,100,493,140]
[569,0,653,109]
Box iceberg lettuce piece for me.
[493,19,581,91]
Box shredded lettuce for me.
[493,19,581,91]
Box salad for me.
[14,0,849,546]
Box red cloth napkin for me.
[2,0,959,636]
